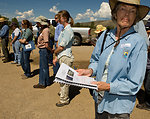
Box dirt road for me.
[0,46,150,119]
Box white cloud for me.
[93,2,111,18]
[75,2,111,22]
[90,17,97,21]
[49,6,59,14]
[15,9,34,20]
[75,9,94,20]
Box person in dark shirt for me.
[0,18,10,63]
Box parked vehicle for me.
[32,19,91,46]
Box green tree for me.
[11,17,19,27]
[74,22,81,27]
[90,22,95,29]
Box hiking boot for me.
[2,58,5,61]
[21,75,29,80]
[33,83,46,89]
[16,64,21,67]
[56,101,69,107]
[3,59,10,63]
[11,62,17,64]
[136,103,150,111]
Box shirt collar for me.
[62,24,70,31]
[109,26,136,41]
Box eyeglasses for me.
[55,17,58,19]
[118,7,137,15]
[21,23,24,25]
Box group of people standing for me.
[0,10,75,107]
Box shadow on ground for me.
[69,86,82,102]
[31,69,39,77]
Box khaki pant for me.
[58,56,74,103]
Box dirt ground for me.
[0,46,150,119]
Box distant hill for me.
[74,20,116,29]
[74,19,148,29]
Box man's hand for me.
[76,68,93,77]
[53,57,58,66]
[91,81,110,92]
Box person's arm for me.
[42,28,53,53]
[10,36,18,46]
[19,38,26,44]
[45,42,53,53]
[19,29,32,44]
[54,26,59,42]
[0,25,9,37]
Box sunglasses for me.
[55,17,58,19]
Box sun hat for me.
[94,25,106,33]
[0,18,7,22]
[34,16,48,25]
[109,0,150,22]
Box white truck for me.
[33,19,91,46]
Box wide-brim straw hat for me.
[34,16,48,26]
[94,25,106,33]
[109,0,150,22]
[0,18,7,22]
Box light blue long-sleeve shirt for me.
[0,25,9,38]
[54,23,64,42]
[88,27,147,114]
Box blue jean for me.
[20,49,31,77]
[39,48,50,86]
[12,40,21,64]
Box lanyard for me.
[104,31,136,51]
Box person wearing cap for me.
[136,19,150,111]
[91,25,106,46]
[10,22,21,66]
[33,16,53,88]
[19,20,33,79]
[0,18,10,63]
[76,0,150,118]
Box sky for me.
[0,0,150,23]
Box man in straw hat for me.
[76,0,150,118]
[0,17,10,63]
[90,25,106,46]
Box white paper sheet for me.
[54,63,98,90]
